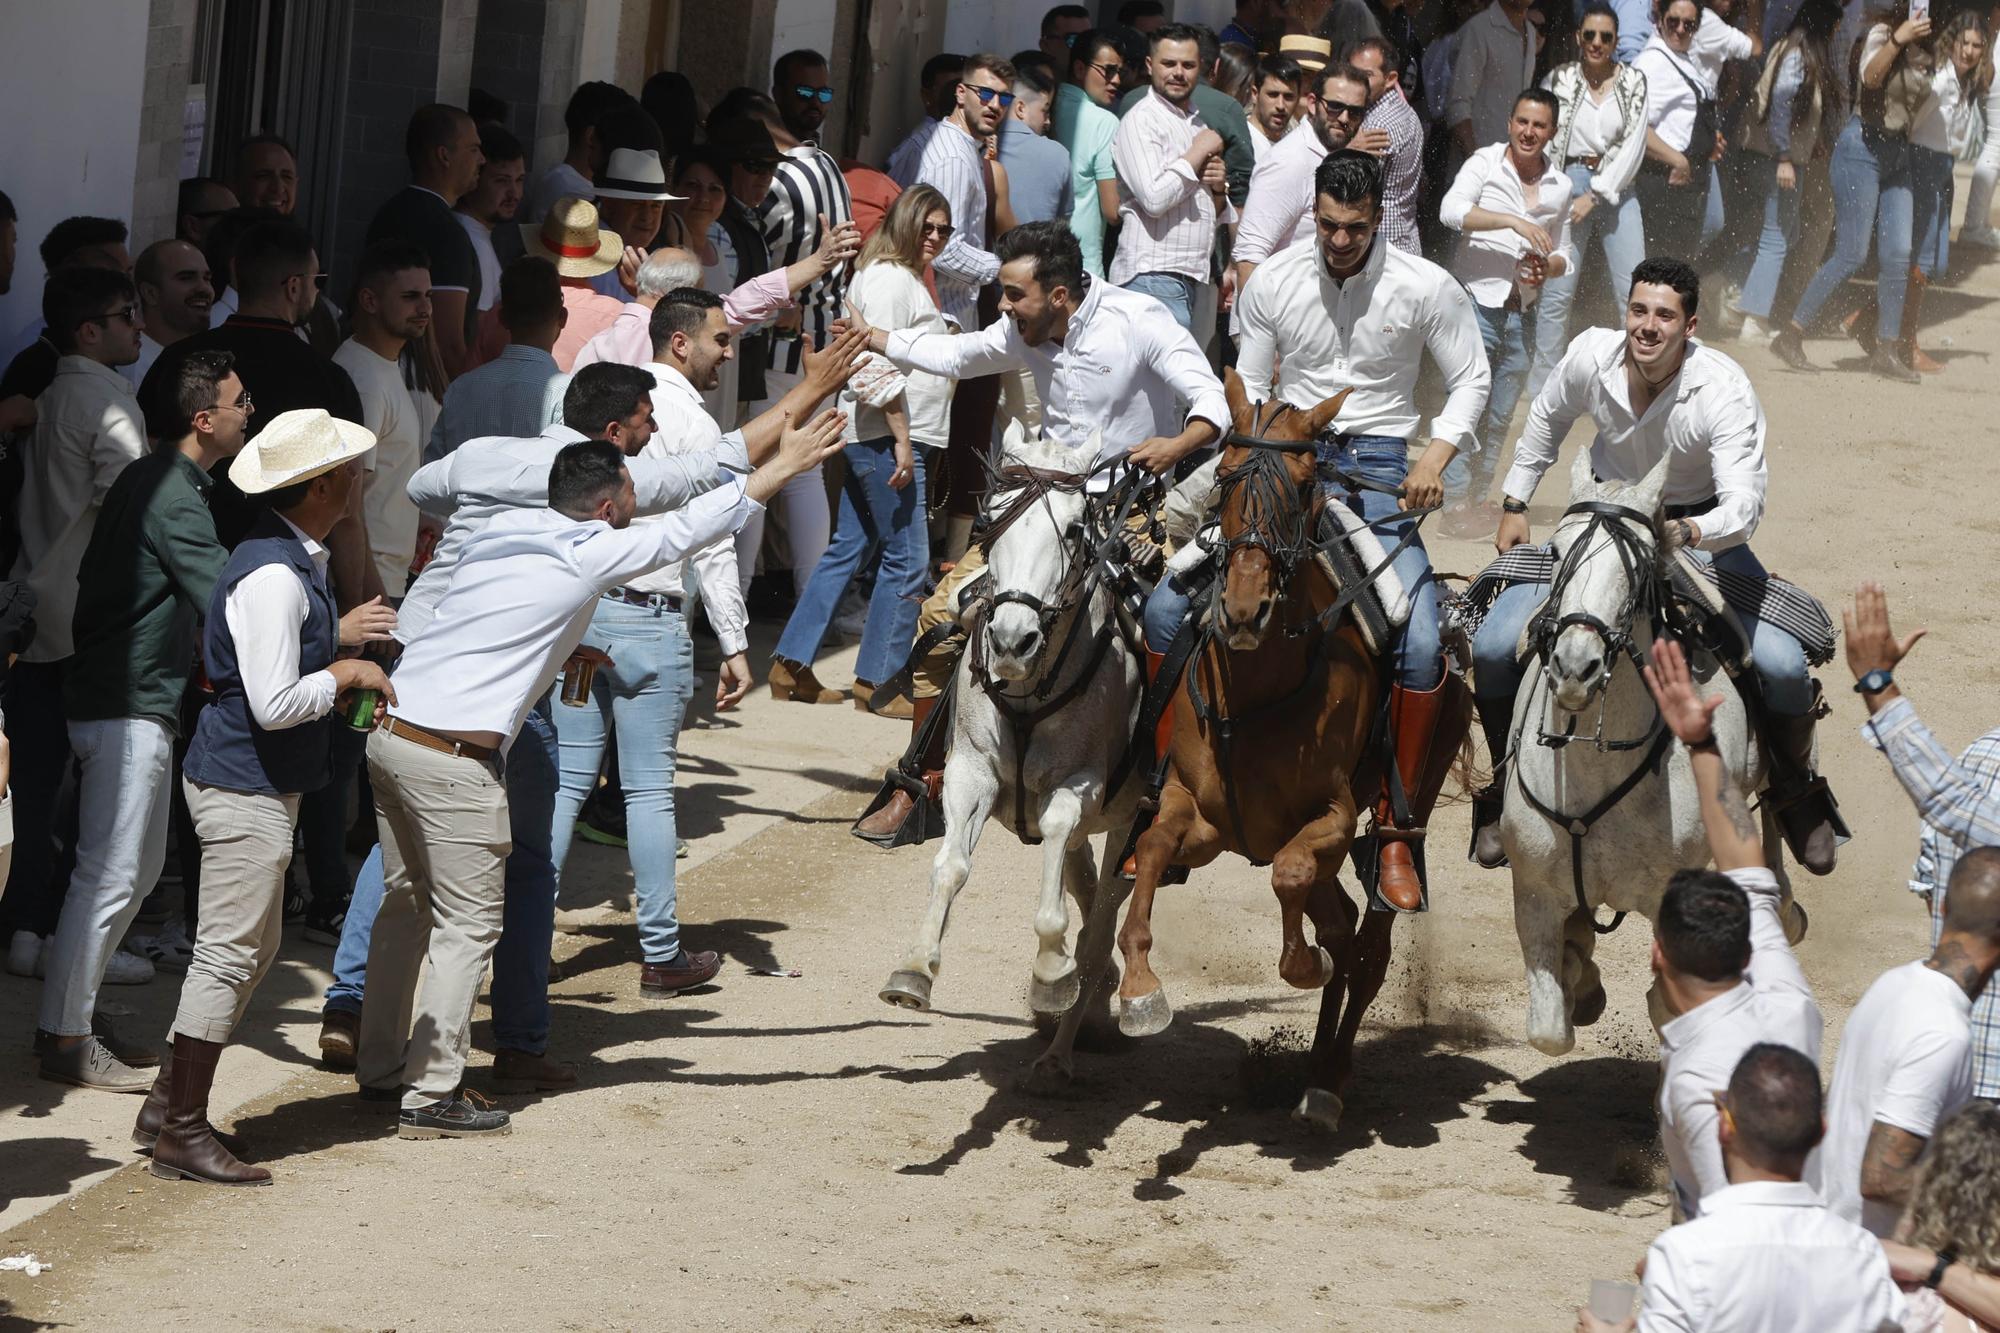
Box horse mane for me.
[998,432,1094,477]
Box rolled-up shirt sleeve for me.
[689,537,748,657]
[1114,110,1204,217]
[723,270,795,333]
[224,567,339,730]
[1697,377,1767,551]
[1422,277,1491,453]
[1438,148,1493,231]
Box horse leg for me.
[1763,802,1808,945]
[1030,839,1130,1086]
[1270,803,1357,990]
[1563,908,1607,1028]
[1027,782,1091,1016]
[1514,884,1576,1055]
[1117,783,1196,1037]
[880,757,998,1012]
[1297,881,1367,1133]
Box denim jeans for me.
[324,706,560,1057]
[549,598,695,965]
[1910,144,1952,280]
[1447,302,1535,506]
[775,436,929,685]
[1792,117,1913,340]
[1142,433,1442,690]
[1470,541,1813,719]
[1530,164,1647,401]
[1739,156,1804,320]
[1123,271,1198,333]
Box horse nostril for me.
[1579,654,1602,681]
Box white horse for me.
[1501,450,1802,1056]
[880,425,1145,1079]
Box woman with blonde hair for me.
[769,185,955,715]
[1887,1101,2000,1331]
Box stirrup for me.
[1468,784,1509,868]
[851,768,943,849]
[1352,826,1431,914]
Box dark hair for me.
[641,71,701,158]
[199,205,284,293]
[1630,256,1701,316]
[231,220,316,301]
[963,52,1019,87]
[406,103,471,172]
[708,88,781,136]
[1256,54,1306,88]
[649,286,727,356]
[467,87,508,126]
[1070,29,1123,72]
[1657,868,1751,980]
[922,52,967,88]
[262,477,315,512]
[43,267,136,354]
[1726,1043,1824,1162]
[596,100,664,156]
[498,255,563,330]
[0,189,14,226]
[160,348,238,441]
[562,362,655,438]
[1786,0,1847,160]
[1120,0,1168,24]
[354,239,431,292]
[994,221,1084,297]
[563,81,633,140]
[1343,34,1403,72]
[1579,0,1621,29]
[1317,63,1373,100]
[773,47,829,88]
[548,439,627,518]
[177,176,232,219]
[1042,4,1091,36]
[1515,87,1562,120]
[1213,43,1259,101]
[40,216,128,271]
[1149,22,1206,52]
[672,145,736,187]
[1659,0,1705,21]
[1014,59,1058,99]
[1313,149,1385,209]
[477,121,525,167]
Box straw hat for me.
[593,148,685,202]
[521,195,624,278]
[229,408,375,495]
[1278,35,1333,71]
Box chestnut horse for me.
[1119,372,1404,1132]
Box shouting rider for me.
[845,221,1229,843]
[1469,257,1841,874]
[1147,149,1492,912]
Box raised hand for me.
[1843,580,1925,681]
[1643,639,1722,746]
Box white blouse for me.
[1568,84,1627,158]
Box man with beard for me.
[1231,63,1371,291]
[132,240,215,384]
[456,123,527,315]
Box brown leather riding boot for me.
[132,1047,248,1156]
[1766,704,1841,876]
[1900,267,1944,373]
[768,657,845,704]
[1120,651,1176,879]
[147,1034,271,1186]
[853,695,946,840]
[1374,680,1455,912]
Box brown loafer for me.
[492,1048,579,1093]
[318,1009,359,1071]
[640,950,721,997]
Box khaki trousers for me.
[913,543,988,699]
[358,727,512,1109]
[170,782,301,1043]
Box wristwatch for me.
[1925,1249,1958,1290]
[1854,669,1895,695]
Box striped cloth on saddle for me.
[1453,544,1837,667]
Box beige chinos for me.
[170,783,302,1042]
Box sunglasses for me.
[1322,98,1368,119]
[294,271,329,291]
[1081,60,1124,82]
[87,303,140,327]
[1580,27,1616,42]
[209,389,254,416]
[921,221,955,239]
[965,84,1017,109]
[792,84,835,104]
[1663,16,1699,32]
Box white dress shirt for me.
[1638,37,1717,154]
[1231,123,1329,268]
[1688,7,1755,90]
[387,492,757,746]
[400,423,744,644]
[640,362,749,656]
[902,118,1000,331]
[883,277,1228,469]
[1109,89,1232,286]
[1638,1181,1906,1332]
[1447,3,1540,146]
[14,356,148,661]
[1658,867,1823,1221]
[1509,328,1766,550]
[1235,236,1491,452]
[131,332,166,386]
[223,515,338,730]
[1809,960,1975,1238]
[1441,143,1578,308]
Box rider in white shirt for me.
[1470,258,1840,878]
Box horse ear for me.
[1001,416,1029,458]
[1303,388,1352,440]
[1568,446,1598,500]
[1222,366,1250,426]
[1629,450,1673,516]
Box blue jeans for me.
[324,706,560,1056]
[1530,163,1647,401]
[1470,542,1812,718]
[1792,117,1913,340]
[549,598,694,965]
[1739,156,1804,320]
[1910,143,1952,279]
[1447,302,1534,505]
[1143,434,1442,689]
[775,436,929,685]
[1123,271,1197,333]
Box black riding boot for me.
[1765,694,1843,876]
[1470,693,1514,868]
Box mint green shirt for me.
[1052,83,1120,277]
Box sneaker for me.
[1960,225,2000,248]
[574,812,627,849]
[319,1009,359,1070]
[125,920,194,973]
[38,1036,154,1092]
[5,929,39,978]
[302,900,348,947]
[282,870,310,924]
[1737,315,1769,342]
[398,1088,512,1139]
[103,948,156,986]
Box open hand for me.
[1844,580,1925,680]
[338,596,398,647]
[1643,639,1722,746]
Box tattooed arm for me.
[1645,640,1763,870]
[1859,1121,1929,1211]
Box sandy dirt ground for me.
[3,218,1995,1330]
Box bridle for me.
[1215,401,1323,586]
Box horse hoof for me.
[1527,1028,1576,1057]
[1571,980,1608,1028]
[879,969,933,1011]
[1783,901,1809,946]
[1292,1088,1344,1133]
[1119,988,1174,1038]
[1028,968,1081,1016]
[1285,945,1335,990]
[1021,1054,1075,1094]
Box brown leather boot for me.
[1121,650,1176,879]
[1766,705,1841,876]
[768,657,845,704]
[853,695,946,840]
[1900,267,1944,373]
[1373,680,1459,913]
[132,1048,249,1155]
[147,1034,271,1186]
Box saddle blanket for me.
[1456,544,1837,666]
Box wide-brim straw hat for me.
[1279,35,1333,71]
[521,195,624,277]
[228,408,375,495]
[593,147,685,202]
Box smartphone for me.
[1910,0,1930,24]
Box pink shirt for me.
[552,286,629,372]
[570,271,796,370]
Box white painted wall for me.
[772,0,840,70]
[0,1,148,352]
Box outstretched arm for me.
[1644,640,1761,871]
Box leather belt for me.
[1570,153,1603,169]
[604,586,683,612]
[382,717,498,762]
[1591,474,1717,521]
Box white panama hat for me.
[228,408,376,495]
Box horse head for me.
[1542,449,1672,712]
[982,420,1096,683]
[1212,367,1350,651]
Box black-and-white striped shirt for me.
[756,144,853,377]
